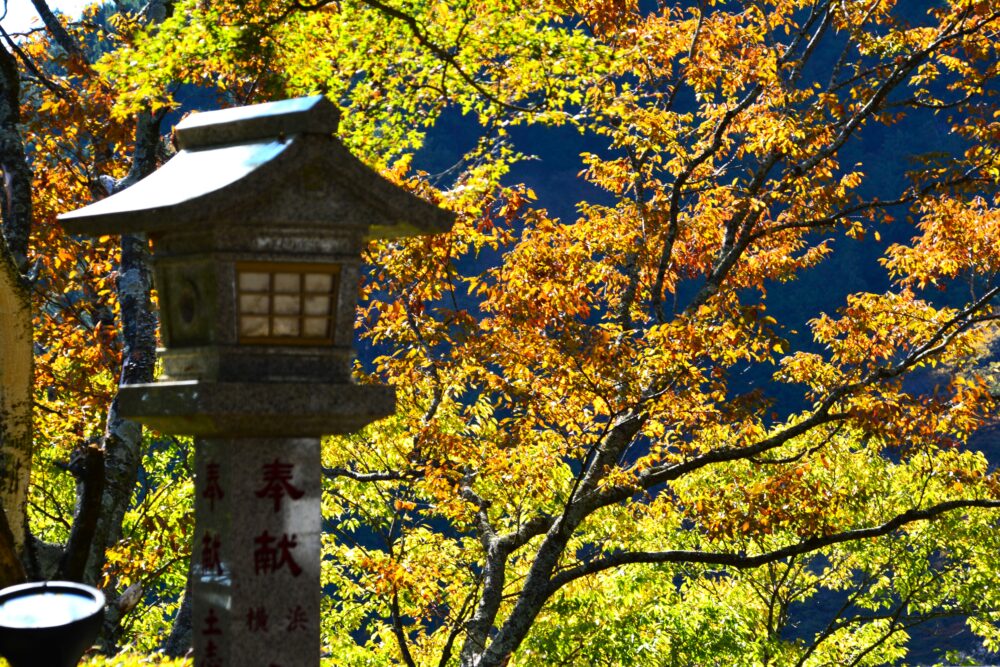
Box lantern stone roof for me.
[59,95,455,239]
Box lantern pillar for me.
[192,437,321,667]
[117,380,396,667]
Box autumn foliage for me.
[5,0,1000,665]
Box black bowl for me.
[0,581,105,667]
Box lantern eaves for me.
[59,96,455,238]
[59,139,291,233]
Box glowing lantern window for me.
[236,262,340,344]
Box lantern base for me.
[118,380,395,437]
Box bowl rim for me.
[0,581,106,629]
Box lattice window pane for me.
[274,295,300,315]
[241,316,269,338]
[304,273,333,292]
[274,273,299,292]
[236,262,340,344]
[240,294,269,314]
[239,272,269,292]
[303,317,329,338]
[303,295,329,316]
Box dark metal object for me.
[0,581,105,667]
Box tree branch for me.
[547,498,1000,590]
[652,83,763,322]
[323,466,407,482]
[683,9,1000,316]
[0,25,69,100]
[348,0,543,114]
[437,586,478,667]
[29,0,89,70]
[391,589,418,667]
[57,444,104,581]
[458,540,511,665]
[0,42,32,265]
[747,169,980,242]
[784,0,834,86]
[470,267,994,659]
[630,285,999,496]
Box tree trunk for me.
[87,113,162,654]
[0,506,25,588]
[0,247,31,556]
[0,40,34,562]
[160,564,193,657]
[58,444,105,581]
[82,112,162,587]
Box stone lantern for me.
[59,95,454,666]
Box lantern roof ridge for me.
[175,95,340,150]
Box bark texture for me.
[90,112,162,651]
[29,0,87,67]
[0,248,30,554]
[58,444,105,581]
[0,41,33,556]
[85,136,160,579]
[160,569,193,657]
[0,505,25,587]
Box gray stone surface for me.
[61,139,292,231]
[157,347,356,384]
[119,381,395,437]
[57,95,456,667]
[193,437,321,667]
[175,95,339,150]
